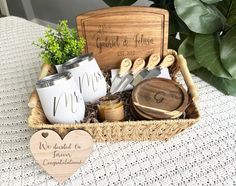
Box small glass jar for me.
[97,95,124,122]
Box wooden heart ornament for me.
[30,130,93,183]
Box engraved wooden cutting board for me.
[76,6,169,70]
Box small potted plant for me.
[34,20,86,72]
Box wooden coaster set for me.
[131,78,189,120]
[27,7,200,183]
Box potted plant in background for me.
[33,20,86,72]
[102,0,236,96]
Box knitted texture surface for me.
[0,16,236,186]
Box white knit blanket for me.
[0,16,235,186]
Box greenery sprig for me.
[34,20,86,65]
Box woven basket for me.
[28,54,200,142]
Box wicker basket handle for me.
[28,64,56,108]
[177,55,199,103]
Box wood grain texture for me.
[76,6,169,71]
[159,54,175,69]
[131,58,145,74]
[30,130,93,183]
[146,53,161,70]
[119,58,132,76]
[178,55,199,102]
[132,78,189,119]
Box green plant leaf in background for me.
[201,0,222,4]
[103,0,137,6]
[194,68,236,96]
[169,11,191,36]
[194,34,232,78]
[217,0,236,31]
[220,26,236,78]
[150,0,190,36]
[150,0,190,50]
[175,0,226,34]
[101,0,236,96]
[178,35,201,71]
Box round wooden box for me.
[131,78,189,120]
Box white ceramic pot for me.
[55,64,63,73]
[62,54,107,103]
[36,72,85,124]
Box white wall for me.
[4,0,152,27]
[31,0,151,27]
[6,0,25,17]
[0,0,10,16]
[7,0,151,28]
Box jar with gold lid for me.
[97,95,124,122]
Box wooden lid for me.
[132,78,189,119]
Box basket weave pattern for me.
[28,55,200,142]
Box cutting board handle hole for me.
[41,132,49,138]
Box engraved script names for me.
[94,25,154,54]
[78,71,103,93]
[39,141,83,167]
[53,91,82,116]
